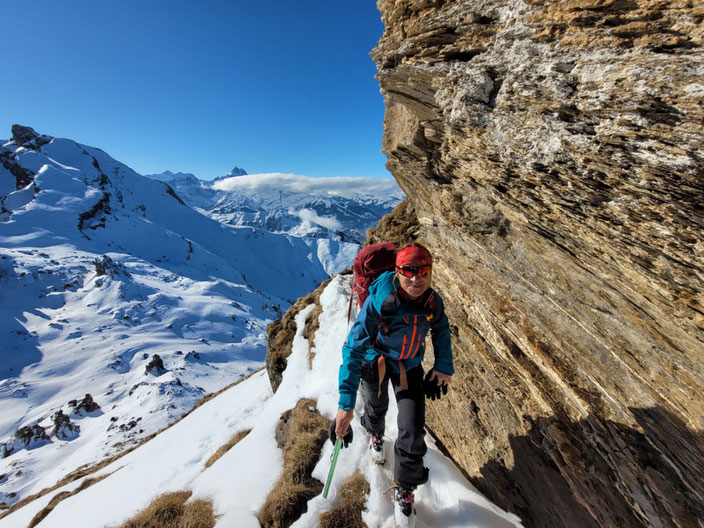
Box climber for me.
[330,243,454,527]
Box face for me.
[397,268,432,300]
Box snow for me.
[0,166,15,197]
[0,275,523,528]
[0,130,517,526]
[146,170,404,244]
[0,130,397,508]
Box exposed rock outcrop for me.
[93,255,131,278]
[371,1,704,527]
[145,354,167,376]
[11,125,52,150]
[71,393,101,415]
[52,411,80,440]
[2,425,51,458]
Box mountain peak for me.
[143,170,199,185]
[11,124,53,149]
[214,167,248,182]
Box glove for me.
[423,370,449,400]
[328,420,353,448]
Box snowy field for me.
[0,128,391,508]
[0,275,523,528]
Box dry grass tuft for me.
[319,472,371,528]
[117,490,215,528]
[258,399,329,528]
[364,199,420,247]
[28,472,112,527]
[204,429,252,468]
[258,480,321,528]
[172,498,215,528]
[0,368,262,521]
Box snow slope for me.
[0,127,386,506]
[0,274,524,528]
[145,170,404,244]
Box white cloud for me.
[297,208,342,230]
[211,172,402,200]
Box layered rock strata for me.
[370,1,704,527]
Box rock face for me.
[371,1,704,527]
[10,124,52,149]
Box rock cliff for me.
[369,1,703,527]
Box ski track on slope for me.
[0,275,523,528]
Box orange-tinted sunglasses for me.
[396,265,431,278]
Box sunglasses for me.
[396,265,432,278]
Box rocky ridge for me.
[282,1,703,527]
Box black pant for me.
[360,358,428,489]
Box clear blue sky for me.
[1,2,390,180]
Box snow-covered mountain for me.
[0,274,524,528]
[144,170,404,244]
[0,125,398,508]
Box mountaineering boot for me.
[394,486,416,528]
[369,433,385,464]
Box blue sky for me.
[1,2,389,180]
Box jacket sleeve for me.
[429,294,454,376]
[338,295,380,410]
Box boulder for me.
[52,410,80,440]
[145,354,167,376]
[73,393,101,415]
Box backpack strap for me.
[346,280,356,325]
[380,289,400,317]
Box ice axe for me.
[322,437,342,498]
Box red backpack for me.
[347,241,398,323]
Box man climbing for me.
[330,243,454,528]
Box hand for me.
[329,408,354,447]
[423,369,451,400]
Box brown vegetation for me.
[258,399,329,528]
[319,472,370,528]
[0,368,262,520]
[364,200,419,247]
[28,473,112,528]
[117,491,215,528]
[266,279,332,392]
[204,429,252,468]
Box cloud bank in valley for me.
[212,173,401,200]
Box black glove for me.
[328,420,353,448]
[423,370,449,401]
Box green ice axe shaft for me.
[323,438,342,498]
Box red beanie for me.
[396,246,432,267]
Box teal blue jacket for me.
[338,272,453,410]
